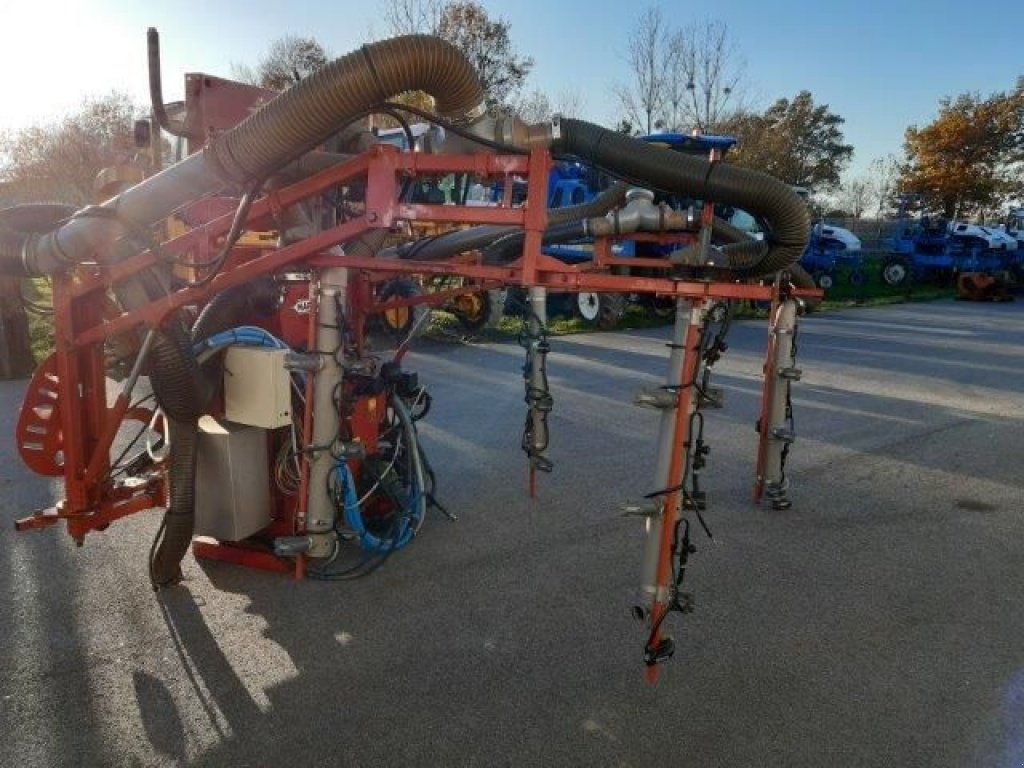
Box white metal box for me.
[223,346,292,429]
[194,416,272,542]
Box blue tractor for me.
[882,195,1021,286]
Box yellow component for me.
[237,230,278,248]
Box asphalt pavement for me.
[1,298,1022,767]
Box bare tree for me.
[233,36,329,90]
[512,87,587,123]
[554,87,587,119]
[838,176,871,219]
[613,7,668,136]
[0,92,138,205]
[513,89,553,124]
[615,12,743,136]
[383,0,444,34]
[670,20,744,133]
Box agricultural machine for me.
[883,195,1024,286]
[1,30,818,680]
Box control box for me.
[194,416,272,542]
[223,346,292,429]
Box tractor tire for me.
[880,255,912,287]
[377,277,428,341]
[812,271,835,290]
[650,296,677,319]
[450,288,505,332]
[575,291,626,330]
[450,289,491,332]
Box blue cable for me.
[193,326,289,355]
[334,460,420,553]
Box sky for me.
[0,0,1021,179]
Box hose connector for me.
[462,113,561,151]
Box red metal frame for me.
[16,141,819,620]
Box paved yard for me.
[1,298,1022,767]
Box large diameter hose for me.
[0,204,77,276]
[710,214,819,309]
[0,35,485,584]
[552,119,810,276]
[8,35,485,277]
[206,34,485,185]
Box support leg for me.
[639,298,707,682]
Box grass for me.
[23,278,54,362]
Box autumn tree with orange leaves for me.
[901,80,1023,218]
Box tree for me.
[866,154,902,219]
[900,81,1023,218]
[383,0,444,35]
[383,0,533,111]
[662,20,744,133]
[233,36,329,90]
[613,7,668,136]
[838,176,870,219]
[0,92,138,205]
[514,89,553,124]
[723,91,854,192]
[615,10,744,136]
[512,87,586,123]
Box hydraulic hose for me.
[551,119,810,276]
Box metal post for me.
[639,297,706,682]
[755,295,800,509]
[306,267,347,555]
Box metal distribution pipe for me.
[762,297,800,509]
[306,267,347,552]
[9,34,486,277]
[378,182,628,263]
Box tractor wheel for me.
[378,277,428,340]
[450,289,491,332]
[576,291,626,330]
[650,296,677,318]
[450,288,505,332]
[880,255,911,287]
[812,271,835,290]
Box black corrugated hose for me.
[551,119,810,276]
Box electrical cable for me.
[380,101,529,155]
[182,179,264,288]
